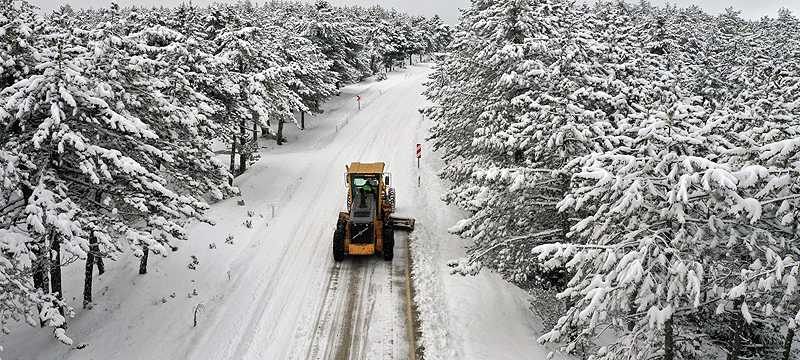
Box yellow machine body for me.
[332,162,414,261]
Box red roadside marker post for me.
[416,143,422,187]
[416,143,421,168]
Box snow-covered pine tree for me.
[365,19,397,74]
[533,4,800,360]
[0,0,42,89]
[0,0,71,338]
[1,0,441,347]
[213,15,302,155]
[0,3,233,340]
[276,29,337,122]
[429,0,638,287]
[423,15,453,56]
[302,0,370,86]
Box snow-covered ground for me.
[2,64,562,360]
[409,112,572,360]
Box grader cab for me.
[333,162,415,262]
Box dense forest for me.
[426,0,800,359]
[0,0,451,346]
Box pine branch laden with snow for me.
[0,0,452,348]
[535,108,800,358]
[427,0,800,359]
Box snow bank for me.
[408,111,573,360]
[409,233,456,359]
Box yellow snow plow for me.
[333,162,415,261]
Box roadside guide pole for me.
[416,143,421,187]
[356,95,361,110]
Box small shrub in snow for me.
[54,328,73,346]
[188,256,199,270]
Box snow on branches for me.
[427,0,800,358]
[0,0,452,348]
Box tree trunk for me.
[84,233,95,308]
[784,328,795,360]
[729,298,745,360]
[301,111,305,130]
[50,234,63,316]
[96,254,105,275]
[252,114,258,144]
[32,249,49,327]
[23,185,48,326]
[32,244,49,293]
[33,238,50,324]
[664,317,674,360]
[229,135,236,177]
[409,54,412,65]
[277,120,285,146]
[626,291,637,331]
[238,117,246,175]
[139,245,149,275]
[84,219,104,308]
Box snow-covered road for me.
[172,64,427,360]
[3,64,427,360]
[4,63,563,360]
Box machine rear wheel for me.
[382,225,394,261]
[387,188,396,208]
[333,221,346,262]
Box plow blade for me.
[389,216,416,231]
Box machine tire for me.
[387,188,396,208]
[382,225,394,261]
[333,221,346,262]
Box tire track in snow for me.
[228,91,395,359]
[303,261,345,360]
[187,66,430,360]
[333,259,365,360]
[383,258,395,360]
